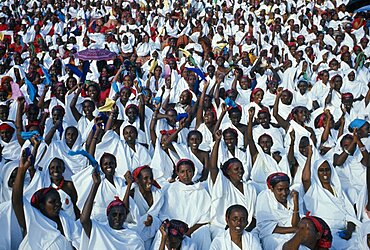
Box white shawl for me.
[210,229,262,250]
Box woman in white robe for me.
[0,122,22,163]
[302,147,361,250]
[131,166,164,249]
[12,155,81,250]
[256,173,300,250]
[247,108,291,194]
[39,126,88,175]
[72,153,139,224]
[159,159,212,250]
[208,130,257,238]
[210,205,262,250]
[79,169,145,250]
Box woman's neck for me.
[230,232,243,248]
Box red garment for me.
[99,86,111,100]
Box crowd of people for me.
[0,0,369,249]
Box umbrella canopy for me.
[74,49,117,61]
[346,0,370,12]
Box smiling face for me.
[226,161,244,183]
[48,158,65,181]
[101,154,117,177]
[137,168,154,192]
[317,161,331,185]
[226,208,248,235]
[257,112,270,128]
[253,90,264,104]
[108,205,126,230]
[65,127,78,149]
[123,126,137,144]
[271,181,290,205]
[223,131,237,151]
[187,132,202,151]
[258,134,273,154]
[39,189,62,219]
[176,163,194,185]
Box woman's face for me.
[101,155,116,177]
[223,132,237,150]
[179,91,191,105]
[317,162,331,185]
[55,86,67,100]
[52,109,64,123]
[258,135,273,154]
[271,181,290,205]
[123,126,137,144]
[40,190,61,219]
[298,138,310,156]
[120,88,131,103]
[321,72,329,83]
[348,72,355,81]
[137,168,154,192]
[126,107,138,123]
[0,129,13,143]
[226,209,248,235]
[280,91,292,105]
[82,101,95,116]
[65,127,78,148]
[297,82,308,95]
[226,161,244,183]
[87,85,99,100]
[48,159,65,181]
[176,164,194,185]
[253,90,264,104]
[228,111,241,126]
[294,108,307,123]
[108,206,126,230]
[187,134,201,150]
[203,109,215,125]
[257,112,270,128]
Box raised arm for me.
[164,119,185,147]
[80,168,101,238]
[88,122,103,158]
[123,171,133,212]
[272,88,290,131]
[247,107,258,165]
[209,130,222,184]
[195,81,210,129]
[70,86,83,122]
[287,130,297,167]
[44,119,62,145]
[301,145,313,193]
[149,106,160,147]
[354,128,369,167]
[12,152,31,236]
[37,85,50,109]
[15,97,26,146]
[213,104,227,134]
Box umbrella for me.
[74,49,117,61]
[346,0,370,12]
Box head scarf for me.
[175,158,195,172]
[349,119,366,130]
[250,88,264,102]
[31,187,55,210]
[163,219,189,238]
[305,212,332,248]
[132,165,161,189]
[106,196,125,216]
[266,172,290,189]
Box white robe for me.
[159,181,211,250]
[80,220,145,250]
[19,201,81,250]
[256,189,297,250]
[208,172,257,238]
[210,229,262,250]
[303,159,361,250]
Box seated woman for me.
[72,153,139,224]
[39,126,88,174]
[29,157,80,219]
[130,166,164,249]
[210,205,262,249]
[151,219,197,250]
[12,153,81,249]
[247,108,291,194]
[281,214,332,250]
[0,121,22,163]
[208,130,257,238]
[159,159,212,250]
[256,173,300,250]
[334,119,369,204]
[80,168,144,249]
[302,146,361,250]
[163,122,209,183]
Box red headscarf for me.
[106,196,125,216]
[305,212,332,249]
[0,123,15,132]
[132,165,161,189]
[31,187,55,209]
[250,88,263,102]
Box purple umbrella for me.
[74,49,117,61]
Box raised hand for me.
[290,130,295,142]
[92,167,101,185]
[144,214,153,226]
[124,171,133,186]
[248,107,255,118]
[214,129,222,141]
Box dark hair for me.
[223,128,238,138]
[225,204,248,229]
[100,152,117,166]
[187,130,203,143]
[221,158,242,178]
[123,125,138,137]
[289,106,310,123]
[31,188,59,210]
[228,107,242,115]
[303,215,332,248]
[176,159,195,172]
[340,134,353,147]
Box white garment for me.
[80,220,145,250]
[210,229,262,250]
[208,172,257,238]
